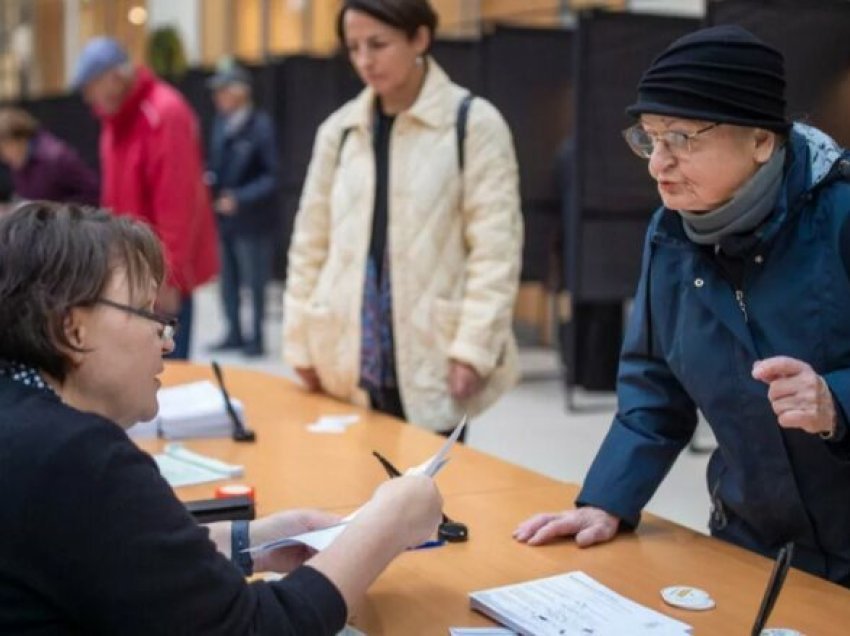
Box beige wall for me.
[34,0,66,94]
[78,0,147,64]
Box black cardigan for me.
[0,377,346,635]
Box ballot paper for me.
[307,414,360,434]
[245,416,467,554]
[449,629,517,635]
[470,571,692,636]
[154,443,244,488]
[128,381,245,440]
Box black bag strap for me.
[456,93,474,173]
[335,126,354,167]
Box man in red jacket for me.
[71,37,219,359]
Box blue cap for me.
[207,65,252,90]
[70,37,129,91]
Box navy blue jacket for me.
[208,109,279,236]
[577,124,850,585]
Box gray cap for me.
[71,37,129,91]
[207,65,252,90]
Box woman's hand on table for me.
[513,507,620,548]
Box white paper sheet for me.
[246,416,467,554]
[470,571,692,636]
[307,414,360,434]
[154,443,243,488]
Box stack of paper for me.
[470,571,692,636]
[128,381,245,439]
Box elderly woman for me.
[0,202,442,634]
[515,26,850,587]
[284,0,522,436]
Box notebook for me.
[470,571,692,636]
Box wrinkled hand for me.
[358,475,443,549]
[448,360,483,400]
[752,356,837,436]
[156,283,181,316]
[513,507,620,548]
[215,193,238,216]
[251,509,342,573]
[295,367,322,392]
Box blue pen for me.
[412,539,445,550]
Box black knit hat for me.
[626,25,790,133]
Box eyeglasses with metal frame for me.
[622,122,721,159]
[95,298,179,343]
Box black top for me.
[0,377,347,635]
[368,105,396,275]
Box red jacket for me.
[99,67,218,293]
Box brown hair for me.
[0,202,165,380]
[336,0,438,49]
[0,107,39,141]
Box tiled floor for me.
[189,281,712,534]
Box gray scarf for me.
[678,146,786,245]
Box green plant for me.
[146,26,188,80]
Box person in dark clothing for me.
[0,107,99,205]
[0,202,443,634]
[207,64,279,357]
[516,26,850,588]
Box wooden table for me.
[139,363,850,634]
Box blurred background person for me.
[71,36,218,360]
[284,0,523,436]
[0,107,98,206]
[206,62,279,358]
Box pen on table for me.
[751,541,794,636]
[412,539,445,550]
[211,360,256,443]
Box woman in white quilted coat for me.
[283,0,523,435]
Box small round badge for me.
[661,586,716,611]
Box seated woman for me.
[515,26,850,587]
[0,202,442,634]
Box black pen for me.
[371,449,466,539]
[372,450,402,478]
[211,360,256,443]
[751,541,794,636]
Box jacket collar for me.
[340,58,455,131]
[99,66,156,128]
[651,122,846,248]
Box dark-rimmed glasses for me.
[95,298,178,343]
[622,122,721,159]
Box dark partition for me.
[707,0,850,147]
[430,39,485,95]
[483,25,574,283]
[22,94,100,175]
[485,25,574,206]
[569,10,699,301]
